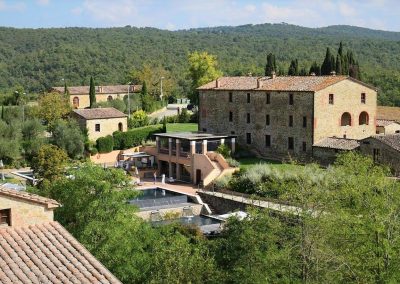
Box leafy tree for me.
[32,144,68,187]
[0,120,22,166]
[264,53,277,76]
[128,109,149,128]
[51,119,85,159]
[188,51,223,105]
[21,119,45,162]
[89,76,96,108]
[37,92,70,128]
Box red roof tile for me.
[313,137,360,150]
[376,119,398,127]
[0,222,121,284]
[198,75,376,92]
[0,186,59,209]
[377,106,400,122]
[73,108,127,120]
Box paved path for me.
[198,190,303,215]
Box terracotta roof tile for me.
[313,137,360,150]
[73,107,127,120]
[0,186,59,209]
[377,106,400,122]
[0,222,121,284]
[52,85,141,95]
[198,75,376,92]
[376,119,398,127]
[369,134,400,152]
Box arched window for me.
[72,97,79,108]
[359,111,369,125]
[341,112,352,126]
[118,122,123,132]
[107,95,113,101]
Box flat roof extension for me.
[154,132,235,141]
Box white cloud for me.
[0,0,26,12]
[79,0,140,24]
[37,0,50,6]
[338,2,357,17]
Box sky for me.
[0,0,399,32]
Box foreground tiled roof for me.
[0,222,121,283]
[313,137,361,150]
[376,119,398,127]
[52,85,141,95]
[197,75,376,92]
[0,186,59,209]
[377,106,400,122]
[369,134,400,152]
[73,107,127,120]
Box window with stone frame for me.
[247,113,251,123]
[246,133,252,144]
[289,93,294,105]
[288,137,294,150]
[303,116,307,128]
[0,209,11,226]
[247,93,251,103]
[361,93,366,104]
[302,141,307,152]
[265,135,271,147]
[329,94,334,105]
[229,111,233,122]
[289,115,293,127]
[229,92,233,102]
[95,124,101,132]
[266,93,271,104]
[266,114,270,126]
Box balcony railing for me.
[179,151,190,158]
[159,148,169,154]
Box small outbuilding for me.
[313,137,361,166]
[72,107,127,141]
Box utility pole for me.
[160,76,164,100]
[127,82,132,119]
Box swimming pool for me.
[153,215,222,227]
[129,188,189,209]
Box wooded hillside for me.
[0,23,399,105]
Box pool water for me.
[129,188,189,209]
[153,215,222,227]
[134,188,181,200]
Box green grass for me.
[237,157,303,171]
[166,123,198,133]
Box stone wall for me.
[85,117,127,141]
[0,196,54,227]
[199,89,314,160]
[198,192,250,214]
[69,92,137,109]
[314,79,377,142]
[136,204,203,220]
[360,138,400,176]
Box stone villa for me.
[0,185,121,283]
[72,107,127,141]
[52,84,141,109]
[198,74,377,162]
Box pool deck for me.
[135,180,198,196]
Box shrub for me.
[128,110,149,128]
[226,157,240,167]
[216,144,231,158]
[96,135,114,153]
[113,125,163,150]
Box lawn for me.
[166,123,198,133]
[237,157,303,171]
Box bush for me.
[216,144,231,158]
[96,135,114,153]
[113,125,163,150]
[226,157,240,167]
[128,110,149,128]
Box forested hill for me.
[0,23,399,105]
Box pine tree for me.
[309,62,321,76]
[265,53,277,76]
[89,76,96,108]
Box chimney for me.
[330,71,336,76]
[216,78,220,88]
[257,78,262,89]
[310,72,316,76]
[271,71,276,79]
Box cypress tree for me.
[299,67,307,76]
[140,81,149,112]
[309,61,321,76]
[335,54,342,75]
[288,59,299,76]
[265,53,277,76]
[89,76,96,108]
[1,105,4,120]
[321,48,332,75]
[64,81,69,95]
[338,41,344,57]
[330,55,336,74]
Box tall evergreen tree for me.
[64,81,69,95]
[321,48,333,75]
[89,76,96,108]
[335,54,342,75]
[288,59,299,76]
[309,61,321,76]
[264,53,277,76]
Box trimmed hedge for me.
[96,135,114,153]
[113,125,164,150]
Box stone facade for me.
[199,76,377,161]
[83,117,127,141]
[360,136,400,176]
[376,122,400,135]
